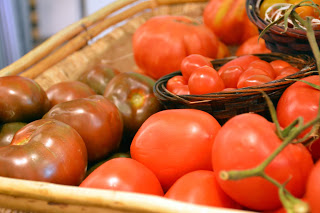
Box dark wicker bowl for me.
[246,0,320,56]
[153,53,316,124]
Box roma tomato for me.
[219,66,244,88]
[80,158,164,196]
[78,63,118,95]
[0,119,87,185]
[277,75,320,160]
[236,36,271,56]
[130,109,221,191]
[0,122,26,147]
[133,15,223,79]
[46,81,96,108]
[104,72,161,150]
[180,54,213,81]
[165,170,241,209]
[0,76,50,123]
[305,159,320,213]
[203,0,259,45]
[188,66,225,95]
[212,113,314,211]
[43,95,123,162]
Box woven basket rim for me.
[246,0,320,39]
[154,52,317,103]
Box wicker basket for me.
[0,0,253,213]
[246,0,320,56]
[154,53,316,124]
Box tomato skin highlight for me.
[131,109,221,191]
[212,113,314,211]
[80,158,164,196]
[165,170,242,209]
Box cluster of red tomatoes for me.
[166,53,299,95]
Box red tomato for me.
[203,0,258,45]
[171,85,190,95]
[188,66,225,95]
[269,60,292,76]
[0,76,50,123]
[219,66,244,88]
[212,113,314,211]
[236,36,271,56]
[306,160,320,213]
[218,55,260,76]
[275,66,300,80]
[165,170,242,209]
[180,54,213,81]
[80,158,164,196]
[133,15,222,80]
[46,81,96,108]
[246,59,276,79]
[166,75,188,93]
[237,74,273,88]
[277,75,320,160]
[0,119,87,185]
[131,109,221,191]
[43,95,123,162]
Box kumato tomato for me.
[306,159,320,213]
[131,109,221,191]
[80,158,164,196]
[0,122,26,147]
[277,75,320,161]
[212,113,313,211]
[165,170,242,209]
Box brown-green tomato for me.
[0,122,27,147]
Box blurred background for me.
[0,0,116,69]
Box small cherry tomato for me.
[218,55,260,76]
[237,74,273,88]
[171,85,190,95]
[237,68,273,88]
[269,60,292,76]
[246,59,276,79]
[80,158,164,196]
[188,66,225,95]
[219,66,244,88]
[166,75,188,93]
[165,170,242,209]
[275,66,300,80]
[180,54,213,81]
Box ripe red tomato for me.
[165,170,242,209]
[277,75,320,160]
[80,158,164,196]
[246,59,276,79]
[131,109,221,191]
[0,76,50,123]
[237,74,273,88]
[212,113,314,211]
[166,75,188,93]
[203,0,258,45]
[236,36,271,56]
[219,66,244,88]
[133,15,222,79]
[46,81,96,108]
[43,95,123,162]
[0,119,87,185]
[0,122,26,147]
[180,54,213,81]
[170,85,190,95]
[218,55,260,76]
[305,160,320,213]
[188,66,225,95]
[269,60,292,76]
[275,66,300,80]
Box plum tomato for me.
[219,66,244,88]
[188,66,225,94]
[80,158,164,196]
[277,75,320,160]
[0,76,50,123]
[78,63,118,95]
[130,109,221,191]
[43,95,123,162]
[165,170,242,209]
[0,122,26,147]
[212,113,314,211]
[0,119,87,185]
[180,54,213,81]
[218,55,260,76]
[46,81,96,108]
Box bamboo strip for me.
[0,0,138,77]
